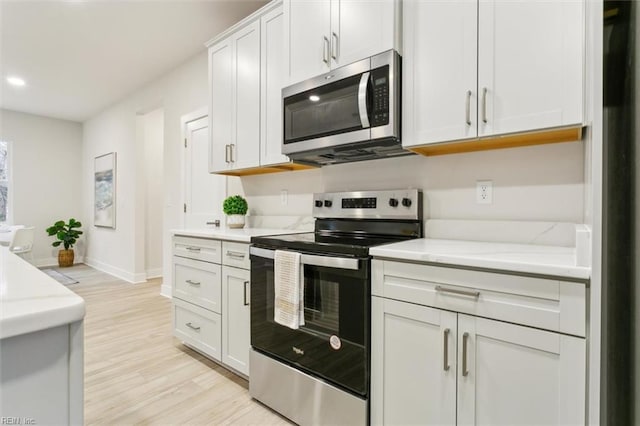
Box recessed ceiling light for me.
[309,95,320,102]
[6,76,26,87]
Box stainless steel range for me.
[249,189,423,425]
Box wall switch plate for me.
[476,180,493,204]
[280,189,288,205]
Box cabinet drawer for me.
[173,299,221,361]
[222,241,250,269]
[372,260,586,337]
[173,236,222,263]
[173,257,221,313]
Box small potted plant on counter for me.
[46,218,83,267]
[223,195,248,229]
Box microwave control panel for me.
[370,66,390,127]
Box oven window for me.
[304,269,340,335]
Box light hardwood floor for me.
[52,264,291,425]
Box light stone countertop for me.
[370,238,591,280]
[171,227,308,243]
[0,248,86,339]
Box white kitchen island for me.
[0,248,85,425]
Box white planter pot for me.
[226,214,246,229]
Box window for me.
[0,141,9,223]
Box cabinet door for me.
[330,0,396,68]
[208,37,233,173]
[477,0,584,137]
[371,297,457,426]
[284,0,331,85]
[402,0,478,147]
[232,20,261,170]
[457,314,586,426]
[222,266,250,376]
[260,5,289,166]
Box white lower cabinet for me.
[172,235,251,377]
[371,260,587,426]
[222,266,250,376]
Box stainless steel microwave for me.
[282,50,407,166]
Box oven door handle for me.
[249,246,360,271]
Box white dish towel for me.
[274,250,305,329]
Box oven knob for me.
[324,200,333,207]
[389,198,399,207]
[401,198,412,207]
[315,200,323,208]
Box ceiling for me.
[0,0,268,122]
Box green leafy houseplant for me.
[222,195,248,215]
[46,218,83,267]
[222,195,248,229]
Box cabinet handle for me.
[186,279,201,286]
[465,90,472,126]
[435,285,480,299]
[186,322,201,331]
[185,246,201,252]
[226,250,246,259]
[225,144,230,163]
[244,280,250,306]
[481,87,488,123]
[462,332,470,376]
[443,328,450,371]
[230,144,235,162]
[331,32,339,61]
[323,36,330,64]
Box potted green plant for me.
[46,218,83,267]
[222,195,248,229]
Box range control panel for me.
[313,189,422,220]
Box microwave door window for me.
[284,74,364,144]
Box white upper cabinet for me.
[284,0,400,86]
[208,20,261,173]
[260,6,290,166]
[403,0,478,146]
[403,0,584,148]
[477,0,584,137]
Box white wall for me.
[0,109,84,265]
[82,52,209,285]
[142,108,164,279]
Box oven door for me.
[250,246,370,397]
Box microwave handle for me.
[249,246,360,271]
[358,71,371,129]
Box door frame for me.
[180,107,208,228]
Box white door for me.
[209,37,233,173]
[403,0,478,147]
[232,20,261,170]
[371,297,457,426]
[183,112,226,228]
[284,0,331,85]
[457,314,586,426]
[222,266,250,376]
[330,0,395,68]
[477,0,584,137]
[260,5,289,166]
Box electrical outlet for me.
[281,189,288,205]
[476,180,493,204]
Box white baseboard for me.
[34,256,85,268]
[146,267,163,280]
[160,285,172,298]
[84,257,146,284]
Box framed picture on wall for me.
[94,152,116,228]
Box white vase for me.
[227,214,246,229]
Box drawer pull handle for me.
[435,285,480,299]
[186,322,201,331]
[443,328,450,371]
[186,279,201,286]
[244,280,250,306]
[185,247,201,252]
[462,332,470,376]
[226,250,246,259]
